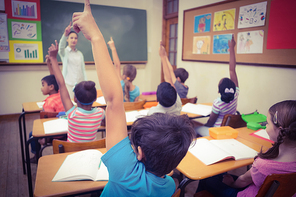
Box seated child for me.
[71,2,196,196]
[29,56,65,163]
[48,40,105,143]
[196,100,296,197]
[107,37,140,102]
[196,35,239,137]
[147,41,182,116]
[174,68,189,98]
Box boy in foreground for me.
[72,1,195,196]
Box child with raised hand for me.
[58,21,87,99]
[196,100,296,197]
[147,41,182,116]
[48,40,104,143]
[72,1,195,196]
[196,34,239,137]
[107,37,140,102]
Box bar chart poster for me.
[7,19,42,41]
[5,0,41,21]
[8,40,43,62]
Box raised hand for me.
[72,0,100,41]
[159,41,167,57]
[228,34,236,48]
[64,21,72,36]
[48,40,59,58]
[107,37,116,50]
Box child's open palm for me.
[64,22,72,36]
[159,41,167,57]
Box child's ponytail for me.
[122,64,137,102]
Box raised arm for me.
[72,0,127,150]
[48,41,74,111]
[107,37,122,81]
[159,41,176,87]
[45,55,54,75]
[58,22,71,57]
[229,34,238,87]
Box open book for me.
[189,138,258,165]
[125,109,149,123]
[181,103,212,116]
[43,119,68,134]
[52,149,109,182]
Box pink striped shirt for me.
[212,87,239,127]
[66,106,105,142]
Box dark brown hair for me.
[123,64,137,102]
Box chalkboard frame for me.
[40,0,147,63]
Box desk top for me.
[34,148,107,197]
[176,128,272,180]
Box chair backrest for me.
[181,97,198,105]
[40,111,59,119]
[221,113,246,128]
[256,172,296,197]
[123,100,146,111]
[52,138,106,154]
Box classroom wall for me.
[178,0,296,117]
[0,0,163,115]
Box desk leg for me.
[26,137,35,197]
[179,178,196,197]
[18,111,26,174]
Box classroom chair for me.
[221,112,247,129]
[123,99,146,111]
[181,96,198,105]
[52,138,106,154]
[39,111,59,119]
[171,188,181,197]
[256,172,296,197]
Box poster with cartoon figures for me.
[193,36,211,54]
[238,1,267,29]
[7,19,42,41]
[237,30,264,54]
[213,8,235,32]
[213,34,232,54]
[194,13,211,33]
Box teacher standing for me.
[58,22,87,99]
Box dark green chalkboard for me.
[40,0,147,62]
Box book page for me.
[96,96,106,105]
[181,103,212,116]
[189,138,234,165]
[52,149,103,182]
[43,119,68,134]
[95,161,109,181]
[125,109,148,123]
[210,139,258,161]
[36,101,45,109]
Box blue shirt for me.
[174,80,188,98]
[120,80,140,102]
[101,137,175,197]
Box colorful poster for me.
[238,1,267,29]
[193,36,211,54]
[237,30,264,54]
[4,0,41,21]
[194,13,211,33]
[8,19,42,41]
[213,8,235,32]
[8,40,43,62]
[213,34,232,54]
[0,13,9,52]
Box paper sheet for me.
[96,96,106,105]
[43,119,68,134]
[181,103,212,116]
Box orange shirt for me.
[43,92,65,113]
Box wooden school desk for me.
[176,127,272,197]
[34,148,108,197]
[19,100,107,175]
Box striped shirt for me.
[212,87,239,127]
[43,92,65,113]
[66,106,105,142]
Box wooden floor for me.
[0,113,246,197]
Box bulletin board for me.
[182,0,296,67]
